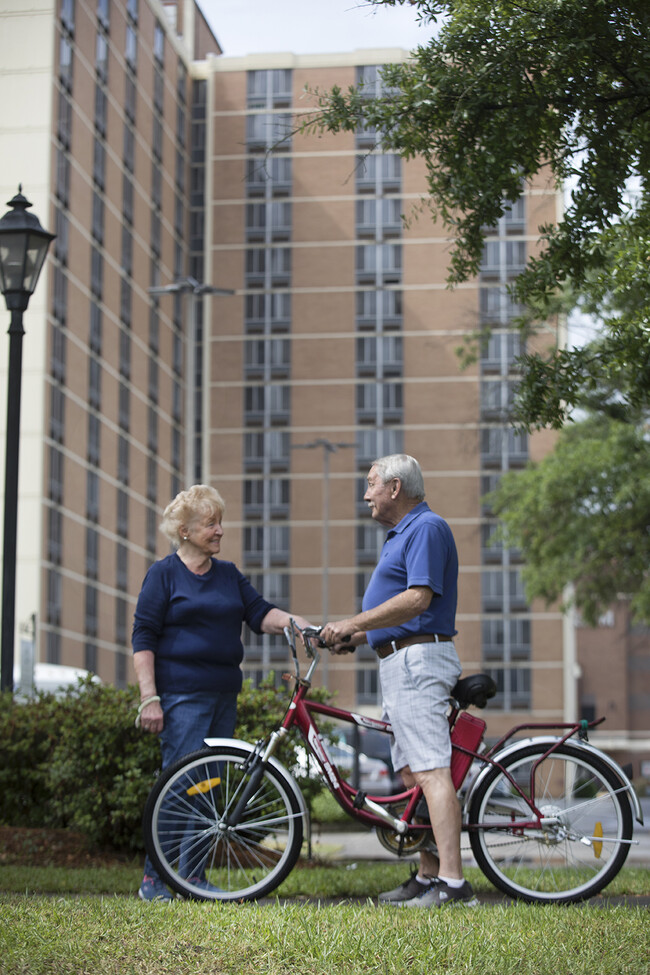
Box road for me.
[311,797,650,865]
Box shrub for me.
[0,679,159,852]
[0,672,332,852]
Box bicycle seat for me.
[451,673,497,710]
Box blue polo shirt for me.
[362,502,458,649]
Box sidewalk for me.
[309,801,650,865]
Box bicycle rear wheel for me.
[143,745,304,902]
[467,740,633,903]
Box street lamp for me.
[148,277,234,485]
[0,187,55,692]
[292,438,356,686]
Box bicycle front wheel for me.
[467,740,633,903]
[143,745,304,902]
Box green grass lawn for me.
[1,861,649,975]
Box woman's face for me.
[184,510,224,557]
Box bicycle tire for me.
[467,740,633,903]
[143,745,304,902]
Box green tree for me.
[302,0,650,428]
[488,412,650,625]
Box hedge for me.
[0,674,329,853]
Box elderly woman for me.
[132,483,312,901]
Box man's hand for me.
[320,619,358,646]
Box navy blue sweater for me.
[131,553,276,694]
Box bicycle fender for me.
[462,735,644,825]
[202,736,311,836]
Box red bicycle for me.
[143,621,642,903]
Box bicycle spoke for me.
[144,747,304,901]
[468,741,633,903]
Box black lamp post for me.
[0,187,54,692]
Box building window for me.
[116,542,128,591]
[147,404,158,452]
[90,246,103,299]
[93,139,106,189]
[56,149,70,206]
[146,506,157,552]
[118,382,130,431]
[356,335,403,377]
[356,428,403,468]
[117,489,128,537]
[154,22,165,65]
[85,585,98,637]
[59,34,74,92]
[119,329,131,378]
[95,30,108,82]
[61,0,75,33]
[356,667,379,705]
[125,24,137,70]
[89,302,102,354]
[125,73,137,122]
[49,447,64,504]
[97,0,110,30]
[57,90,72,149]
[48,507,63,565]
[87,470,99,522]
[91,191,104,244]
[50,386,65,443]
[47,569,62,627]
[88,411,100,464]
[116,597,128,644]
[123,124,135,173]
[356,381,403,422]
[85,643,98,674]
[118,436,129,484]
[52,269,68,326]
[86,527,99,580]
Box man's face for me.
[364,466,399,527]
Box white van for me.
[13,662,99,697]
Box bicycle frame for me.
[146,621,642,904]
[262,623,644,843]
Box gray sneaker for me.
[378,873,432,904]
[400,877,479,908]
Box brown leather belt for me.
[374,633,454,659]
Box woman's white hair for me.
[371,454,425,502]
[160,484,225,547]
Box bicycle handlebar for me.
[283,620,352,686]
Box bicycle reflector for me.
[593,821,603,859]
[187,777,221,796]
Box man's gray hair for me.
[372,454,425,502]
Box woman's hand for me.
[139,699,164,734]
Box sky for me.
[197,0,431,57]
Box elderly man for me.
[320,454,477,908]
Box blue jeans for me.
[143,689,238,881]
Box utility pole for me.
[292,438,356,686]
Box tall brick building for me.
[0,0,646,768]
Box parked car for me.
[339,726,405,793]
[293,736,393,795]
